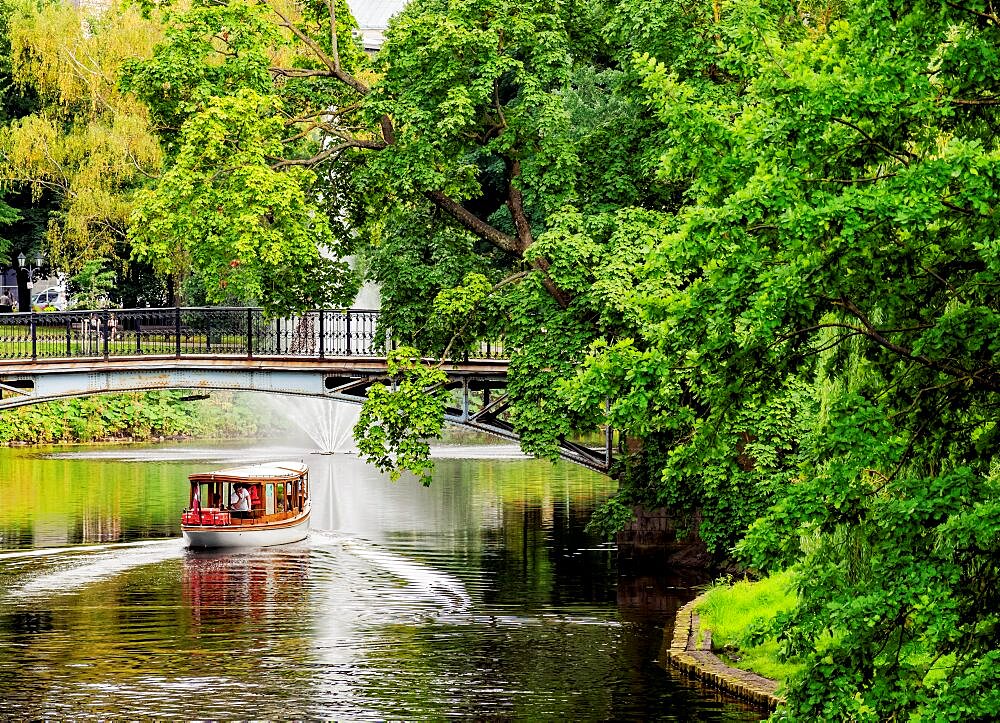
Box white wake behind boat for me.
[181,461,310,548]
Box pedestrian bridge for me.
[0,307,611,472]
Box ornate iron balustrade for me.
[0,307,508,362]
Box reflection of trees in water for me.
[0,555,187,711]
[616,570,709,619]
[0,522,33,548]
[0,454,186,548]
[0,611,54,713]
[435,458,616,609]
[81,511,122,543]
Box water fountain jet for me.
[270,396,361,454]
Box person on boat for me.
[231,484,251,512]
[248,484,261,509]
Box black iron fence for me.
[0,308,507,362]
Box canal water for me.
[0,440,762,720]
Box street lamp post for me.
[16,252,44,358]
[16,252,44,316]
[17,252,44,309]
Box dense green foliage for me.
[121,0,364,311]
[625,0,1000,716]
[359,0,1000,716]
[1,0,998,716]
[354,346,449,485]
[0,391,270,444]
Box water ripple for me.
[0,443,760,721]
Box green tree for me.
[0,200,16,259]
[122,0,368,312]
[69,257,116,308]
[593,0,1000,716]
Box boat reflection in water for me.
[182,546,311,631]
[181,462,310,548]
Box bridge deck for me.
[0,355,510,375]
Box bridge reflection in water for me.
[0,308,612,472]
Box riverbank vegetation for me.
[0,392,271,444]
[1,0,998,717]
[697,571,802,686]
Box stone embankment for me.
[665,594,784,711]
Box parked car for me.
[31,286,69,311]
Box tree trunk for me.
[16,268,29,312]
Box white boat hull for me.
[183,511,310,549]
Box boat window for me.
[265,483,275,515]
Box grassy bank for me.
[696,569,803,686]
[697,569,960,699]
[0,391,274,444]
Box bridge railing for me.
[0,307,507,362]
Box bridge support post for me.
[246,308,253,359]
[102,310,109,360]
[318,311,325,359]
[346,311,352,356]
[174,307,181,359]
[30,310,36,360]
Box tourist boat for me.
[181,461,310,548]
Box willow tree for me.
[0,0,31,266]
[0,0,163,287]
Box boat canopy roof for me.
[188,461,308,484]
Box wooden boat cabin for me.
[181,462,310,548]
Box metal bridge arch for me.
[0,307,611,472]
